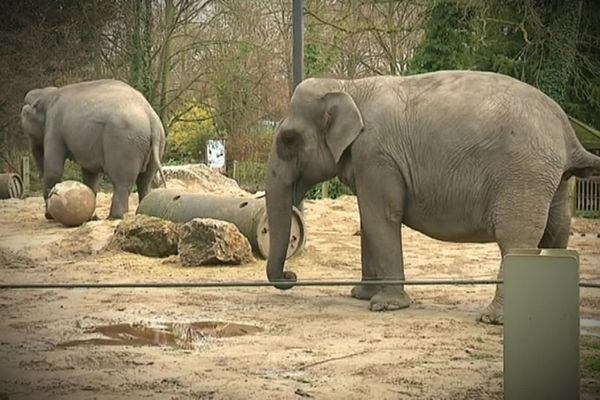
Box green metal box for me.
[503,249,580,400]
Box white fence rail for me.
[576,176,600,212]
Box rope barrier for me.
[0,279,598,290]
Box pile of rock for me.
[113,214,254,266]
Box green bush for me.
[305,177,354,200]
[165,101,218,163]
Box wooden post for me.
[232,160,238,181]
[321,181,329,199]
[567,177,577,217]
[21,156,30,196]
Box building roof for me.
[569,116,600,150]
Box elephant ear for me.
[21,104,40,126]
[20,101,46,142]
[322,92,364,163]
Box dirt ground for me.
[0,170,599,400]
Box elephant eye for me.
[280,129,298,146]
[276,129,304,160]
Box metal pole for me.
[292,0,304,90]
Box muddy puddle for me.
[57,321,262,349]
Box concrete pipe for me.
[136,189,306,259]
[0,173,24,199]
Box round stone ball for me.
[47,180,96,227]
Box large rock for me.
[113,215,179,257]
[178,218,253,266]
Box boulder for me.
[113,215,179,257]
[178,218,253,266]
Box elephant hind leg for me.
[135,164,159,203]
[538,179,571,249]
[81,169,101,220]
[105,171,138,220]
[103,137,144,219]
[479,190,555,325]
[81,169,101,194]
[108,184,131,219]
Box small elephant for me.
[265,70,600,324]
[21,79,166,219]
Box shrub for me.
[165,101,218,163]
[225,126,273,192]
[305,177,354,200]
[231,160,266,193]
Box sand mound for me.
[161,164,250,197]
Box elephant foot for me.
[107,214,124,220]
[369,287,412,312]
[478,300,504,325]
[351,284,381,300]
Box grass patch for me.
[581,335,600,396]
[230,160,266,193]
[581,336,600,350]
[583,355,600,373]
[577,210,600,219]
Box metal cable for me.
[0,279,598,290]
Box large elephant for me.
[265,70,600,324]
[21,79,166,219]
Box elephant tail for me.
[569,149,600,178]
[150,115,167,188]
[564,116,600,178]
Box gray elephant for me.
[21,79,166,219]
[265,70,600,324]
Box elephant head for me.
[266,79,364,288]
[20,87,57,175]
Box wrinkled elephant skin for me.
[264,70,600,324]
[21,79,166,219]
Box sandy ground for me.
[0,171,599,400]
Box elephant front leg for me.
[367,232,412,312]
[42,142,66,220]
[355,170,412,312]
[351,229,381,300]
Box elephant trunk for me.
[265,174,298,290]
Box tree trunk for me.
[157,0,173,128]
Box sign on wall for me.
[206,139,226,173]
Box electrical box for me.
[503,249,579,400]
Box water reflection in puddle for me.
[581,319,600,338]
[58,321,262,349]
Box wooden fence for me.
[575,176,600,212]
